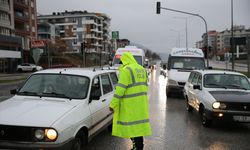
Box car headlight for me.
[168,79,178,85]
[212,102,227,109]
[34,129,45,140]
[45,129,58,141]
[34,128,58,141]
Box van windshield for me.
[113,56,143,66]
[170,57,205,70]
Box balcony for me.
[0,19,11,28]
[15,14,29,23]
[0,35,22,45]
[14,0,28,10]
[15,29,30,36]
[0,2,10,12]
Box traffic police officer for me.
[110,52,152,150]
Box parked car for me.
[184,70,250,127]
[17,63,43,72]
[0,67,118,149]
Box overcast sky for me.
[37,0,250,54]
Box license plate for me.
[233,116,250,122]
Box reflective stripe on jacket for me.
[110,52,152,138]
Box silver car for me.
[184,70,250,127]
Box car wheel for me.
[200,106,212,127]
[17,68,22,72]
[71,131,87,150]
[166,88,171,97]
[32,68,36,72]
[107,123,112,132]
[186,98,193,112]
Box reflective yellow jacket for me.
[110,52,152,138]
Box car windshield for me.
[170,57,205,70]
[18,74,90,99]
[113,56,143,66]
[204,74,250,90]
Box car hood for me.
[0,96,77,127]
[168,69,191,82]
[209,90,250,103]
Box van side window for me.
[101,74,113,94]
[110,72,118,86]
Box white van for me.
[166,48,205,97]
[112,46,145,68]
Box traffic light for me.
[81,42,85,55]
[156,2,161,14]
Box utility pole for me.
[247,35,250,77]
[231,0,235,71]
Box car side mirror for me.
[193,85,201,90]
[207,66,213,69]
[10,89,17,95]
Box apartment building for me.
[14,0,37,61]
[199,26,250,59]
[217,26,250,56]
[0,0,37,73]
[37,11,111,54]
[0,0,21,73]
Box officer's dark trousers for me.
[131,136,143,150]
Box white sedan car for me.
[17,63,43,72]
[184,70,250,127]
[0,68,118,149]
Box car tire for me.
[200,106,212,127]
[186,98,193,112]
[166,88,171,97]
[17,68,22,72]
[32,68,36,72]
[71,131,87,150]
[107,123,112,132]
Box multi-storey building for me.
[217,26,250,56]
[0,0,37,73]
[37,11,111,54]
[199,26,250,59]
[0,0,21,73]
[14,0,37,62]
[201,30,218,57]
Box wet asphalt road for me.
[1,70,250,150]
[86,69,250,150]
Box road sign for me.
[112,31,119,40]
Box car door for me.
[192,74,203,110]
[100,73,115,116]
[185,72,195,100]
[189,72,199,109]
[88,75,107,130]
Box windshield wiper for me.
[42,92,72,100]
[17,91,41,97]
[225,84,248,90]
[206,84,227,89]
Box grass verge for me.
[0,78,26,84]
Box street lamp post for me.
[174,17,189,50]
[170,29,181,47]
[156,1,209,67]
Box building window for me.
[31,1,34,7]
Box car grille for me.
[178,82,186,86]
[223,102,250,111]
[0,125,34,142]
